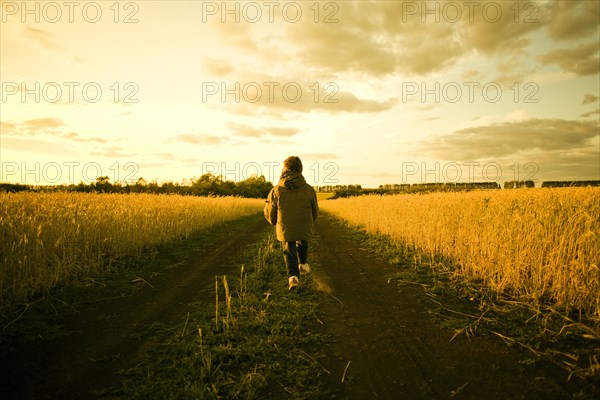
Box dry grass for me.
[321,188,600,319]
[0,192,263,307]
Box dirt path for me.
[1,214,269,400]
[311,213,580,400]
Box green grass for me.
[104,232,334,400]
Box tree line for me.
[0,173,274,199]
[324,180,600,199]
[2,178,598,197]
[327,182,502,198]
[541,180,600,188]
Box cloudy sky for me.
[1,0,598,187]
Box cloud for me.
[1,118,106,143]
[264,127,299,137]
[212,80,395,116]
[283,2,547,77]
[290,18,402,76]
[62,132,107,143]
[545,1,600,42]
[0,121,18,133]
[582,94,599,105]
[529,147,600,181]
[1,137,75,155]
[300,153,339,161]
[417,104,440,111]
[227,122,262,138]
[23,117,64,130]
[153,152,177,161]
[1,117,69,138]
[173,133,223,145]
[421,118,599,160]
[210,2,597,81]
[537,42,600,76]
[204,59,234,77]
[454,6,540,56]
[24,27,58,49]
[283,2,464,76]
[580,109,600,118]
[227,122,300,138]
[90,146,132,158]
[492,57,536,87]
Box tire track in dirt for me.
[1,214,268,400]
[312,212,574,400]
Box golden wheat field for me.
[321,188,600,319]
[0,192,263,307]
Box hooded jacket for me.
[264,170,318,242]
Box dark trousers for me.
[283,240,309,278]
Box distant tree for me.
[0,183,29,192]
[237,175,272,198]
[92,176,112,193]
[504,180,534,189]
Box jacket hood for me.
[278,170,306,190]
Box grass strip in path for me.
[107,231,335,400]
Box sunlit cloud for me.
[580,109,600,118]
[172,133,223,145]
[90,146,133,158]
[62,131,107,143]
[1,118,106,143]
[2,137,76,155]
[24,27,58,49]
[301,153,339,161]
[265,127,300,137]
[582,94,599,105]
[227,122,300,138]
[153,152,177,161]
[537,42,600,76]
[22,117,64,131]
[203,59,235,77]
[422,118,599,160]
[203,78,395,116]
[545,1,600,42]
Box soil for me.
[1,212,596,399]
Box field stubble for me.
[321,188,600,322]
[0,192,263,308]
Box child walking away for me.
[264,156,319,290]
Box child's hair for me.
[283,156,303,173]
